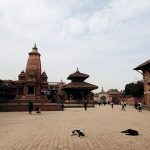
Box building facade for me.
[94,88,123,104]
[134,60,150,105]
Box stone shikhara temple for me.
[16,44,48,100]
[0,45,98,111]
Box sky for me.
[0,0,150,92]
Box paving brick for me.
[0,105,150,150]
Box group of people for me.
[98,100,126,111]
[98,100,108,106]
[98,100,143,112]
[110,101,126,110]
[28,100,143,112]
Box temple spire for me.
[76,67,79,72]
[33,43,37,50]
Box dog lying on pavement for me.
[121,129,139,136]
[71,129,85,137]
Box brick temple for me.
[16,44,48,100]
[0,45,61,111]
[0,45,98,111]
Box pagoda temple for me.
[16,44,48,100]
[63,68,98,104]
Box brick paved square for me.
[0,105,150,150]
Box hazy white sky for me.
[0,0,149,92]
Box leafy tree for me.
[125,81,144,97]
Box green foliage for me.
[125,81,144,97]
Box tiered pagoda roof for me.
[67,68,89,81]
[63,82,98,90]
[63,68,98,90]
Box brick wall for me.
[0,103,62,112]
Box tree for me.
[125,81,144,97]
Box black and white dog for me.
[121,129,139,136]
[71,129,85,137]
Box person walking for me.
[121,101,126,111]
[111,101,114,109]
[103,101,106,106]
[84,100,88,111]
[134,102,138,109]
[124,101,126,108]
[98,100,101,106]
[61,103,64,111]
[138,102,142,112]
[28,101,33,114]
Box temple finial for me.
[76,67,79,72]
[33,43,37,50]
